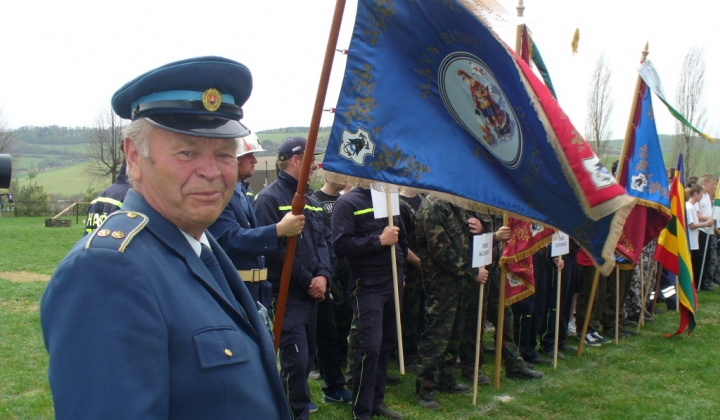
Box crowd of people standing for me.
[39,55,715,420]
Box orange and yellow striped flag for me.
[654,155,696,335]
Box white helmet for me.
[236,132,265,157]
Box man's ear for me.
[124,138,141,181]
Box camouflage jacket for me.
[416,195,478,283]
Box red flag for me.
[500,217,554,305]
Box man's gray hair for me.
[122,118,155,158]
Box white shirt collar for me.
[179,229,210,257]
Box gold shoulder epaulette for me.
[85,211,148,252]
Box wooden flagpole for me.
[493,213,510,388]
[553,264,562,369]
[472,282,485,405]
[650,261,662,316]
[577,269,600,358]
[615,42,649,178]
[614,266,620,344]
[386,190,405,374]
[639,260,660,333]
[273,0,347,352]
[492,0,525,390]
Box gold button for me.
[127,212,138,218]
[224,349,233,357]
[98,229,110,237]
[111,231,125,239]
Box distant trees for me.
[14,166,50,216]
[673,47,708,177]
[0,108,14,154]
[585,54,614,161]
[85,107,125,183]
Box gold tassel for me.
[571,28,580,55]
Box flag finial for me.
[571,28,580,55]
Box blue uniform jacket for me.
[41,189,291,420]
[209,182,279,267]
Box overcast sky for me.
[1,0,717,139]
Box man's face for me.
[702,180,714,194]
[126,128,238,238]
[299,154,318,177]
[237,153,257,181]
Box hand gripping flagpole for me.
[273,0,347,353]
[386,191,405,375]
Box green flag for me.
[638,60,715,144]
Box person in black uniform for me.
[254,137,333,420]
[208,132,304,311]
[332,186,407,420]
[84,163,131,235]
[311,175,354,404]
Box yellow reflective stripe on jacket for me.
[90,197,123,207]
[278,205,324,212]
[353,208,374,216]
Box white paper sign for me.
[370,189,400,219]
[472,233,494,267]
[551,231,569,257]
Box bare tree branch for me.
[585,54,614,160]
[673,46,707,178]
[85,107,125,183]
[0,108,15,155]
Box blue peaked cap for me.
[111,56,252,138]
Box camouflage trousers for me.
[624,241,658,318]
[415,271,468,398]
[401,265,424,364]
[458,267,527,377]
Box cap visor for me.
[147,114,249,139]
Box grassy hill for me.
[32,163,111,198]
[7,126,719,200]
[8,126,327,199]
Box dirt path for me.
[0,271,51,283]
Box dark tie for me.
[200,245,247,320]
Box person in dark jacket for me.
[311,175,354,404]
[209,132,304,310]
[332,186,407,420]
[254,136,333,420]
[84,164,131,235]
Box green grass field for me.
[1,217,719,419]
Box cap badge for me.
[202,88,222,112]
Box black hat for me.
[277,137,324,161]
[111,56,252,139]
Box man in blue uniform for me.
[254,136,333,420]
[332,186,407,420]
[209,132,305,310]
[40,56,292,420]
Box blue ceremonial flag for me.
[615,80,671,263]
[322,0,634,273]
